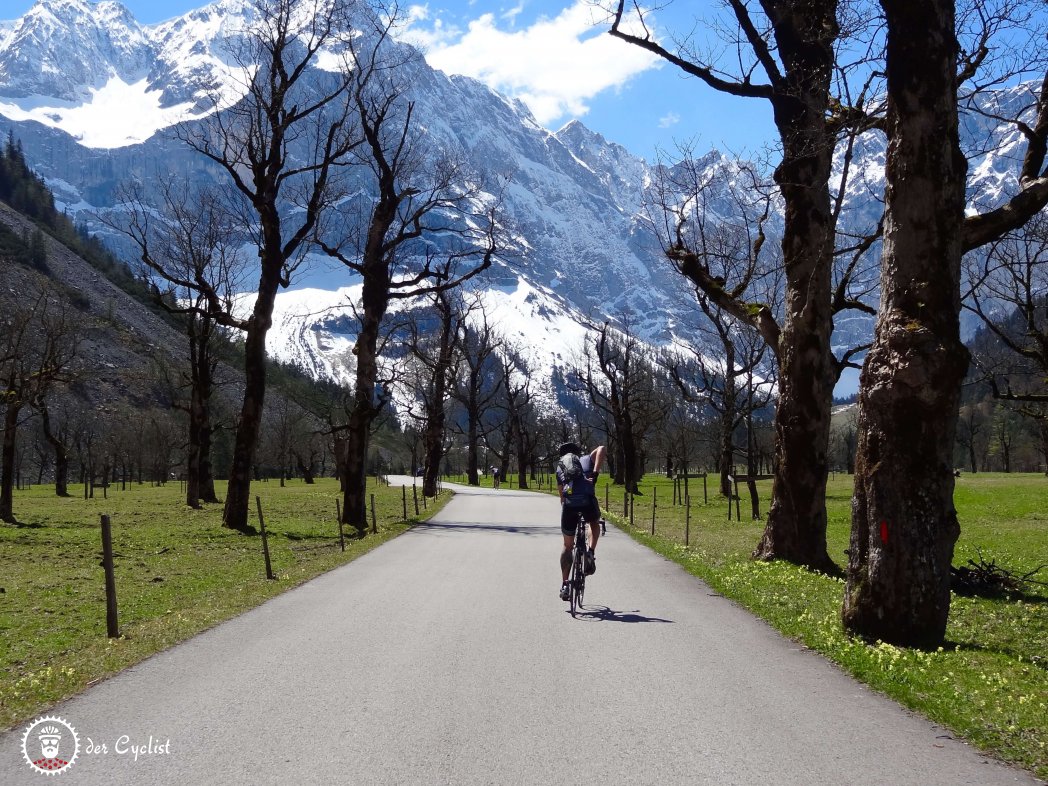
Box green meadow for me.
[0,478,448,731]
[602,472,1047,780]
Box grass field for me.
[588,471,1048,780]
[0,477,449,731]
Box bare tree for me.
[0,289,79,522]
[609,0,849,572]
[449,299,504,486]
[315,13,499,535]
[653,164,782,499]
[955,401,989,473]
[291,422,325,484]
[493,344,534,489]
[174,0,363,530]
[830,421,857,475]
[402,290,466,497]
[118,183,247,508]
[574,321,666,494]
[964,214,1048,406]
[843,0,1048,647]
[35,392,82,496]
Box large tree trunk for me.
[197,324,219,504]
[342,271,387,537]
[842,0,968,647]
[198,417,218,503]
[222,282,278,532]
[718,408,734,498]
[421,374,447,498]
[422,296,456,498]
[719,343,737,497]
[186,385,204,509]
[343,393,374,537]
[0,403,20,523]
[54,452,69,497]
[39,404,69,497]
[1040,420,1048,476]
[513,415,529,490]
[467,415,480,486]
[751,1,839,574]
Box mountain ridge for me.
[0,0,1036,398]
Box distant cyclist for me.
[555,442,606,601]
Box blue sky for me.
[6,0,778,162]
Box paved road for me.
[2,483,1040,785]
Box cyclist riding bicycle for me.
[555,442,606,601]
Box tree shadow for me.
[413,522,547,536]
[283,531,336,541]
[944,639,1048,670]
[571,604,674,623]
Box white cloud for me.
[403,0,660,127]
[658,111,680,129]
[399,5,464,51]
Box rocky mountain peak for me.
[0,0,152,100]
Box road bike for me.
[568,514,607,616]
[569,511,587,616]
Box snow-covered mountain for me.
[0,0,699,387]
[0,0,1036,395]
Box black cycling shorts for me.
[561,497,600,536]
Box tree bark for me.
[222,280,277,531]
[466,417,480,486]
[842,0,968,647]
[195,316,219,504]
[198,416,218,503]
[513,412,529,490]
[342,266,388,537]
[751,2,839,574]
[186,382,204,509]
[39,403,69,497]
[0,403,20,522]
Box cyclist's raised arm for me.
[589,445,607,476]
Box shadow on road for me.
[413,522,547,536]
[571,605,674,624]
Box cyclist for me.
[556,442,606,601]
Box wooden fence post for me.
[734,476,741,521]
[651,486,657,535]
[100,515,119,638]
[336,498,345,552]
[685,501,691,547]
[703,473,708,505]
[255,496,275,580]
[629,493,635,527]
[402,486,408,520]
[413,484,419,516]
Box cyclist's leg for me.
[560,506,576,592]
[586,498,601,551]
[560,533,573,581]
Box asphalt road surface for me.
[2,482,1041,785]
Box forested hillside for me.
[0,139,417,521]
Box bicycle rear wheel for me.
[570,516,586,615]
[570,549,584,616]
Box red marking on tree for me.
[880,520,889,545]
